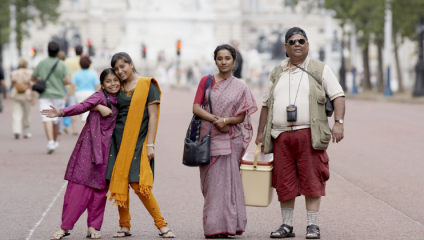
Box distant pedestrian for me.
[192,44,257,238]
[64,45,85,135]
[94,52,176,238]
[255,27,345,239]
[231,40,244,79]
[41,68,120,240]
[0,67,7,112]
[56,51,70,135]
[31,41,71,153]
[259,65,269,90]
[57,51,66,61]
[10,57,33,139]
[72,55,99,130]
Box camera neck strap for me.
[288,61,305,106]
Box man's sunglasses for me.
[287,39,307,46]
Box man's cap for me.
[285,27,308,57]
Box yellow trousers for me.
[118,182,167,230]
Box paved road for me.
[1,87,424,240]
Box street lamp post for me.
[339,36,347,91]
[413,15,424,97]
[384,0,393,96]
[350,26,358,94]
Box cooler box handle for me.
[253,143,262,170]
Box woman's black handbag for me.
[182,75,213,167]
[32,60,59,94]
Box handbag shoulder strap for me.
[202,75,213,107]
[44,59,60,82]
[206,75,213,135]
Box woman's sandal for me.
[112,231,132,238]
[50,232,70,240]
[159,229,176,238]
[86,231,101,239]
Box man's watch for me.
[335,119,344,124]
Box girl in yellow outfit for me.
[96,52,175,238]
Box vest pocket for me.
[316,87,326,104]
[319,152,330,181]
[319,122,331,144]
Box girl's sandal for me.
[159,230,176,238]
[86,231,101,239]
[112,231,132,238]
[51,232,70,240]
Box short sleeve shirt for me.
[32,57,71,99]
[72,69,100,92]
[262,57,344,138]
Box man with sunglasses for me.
[255,27,345,239]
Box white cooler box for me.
[240,144,274,207]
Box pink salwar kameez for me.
[59,91,118,230]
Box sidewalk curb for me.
[345,92,424,105]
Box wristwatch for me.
[335,119,344,124]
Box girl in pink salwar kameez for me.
[193,44,258,238]
[41,68,121,240]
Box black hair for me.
[111,52,138,73]
[75,45,83,55]
[48,41,60,57]
[213,44,237,61]
[99,68,119,109]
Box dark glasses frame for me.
[287,38,308,46]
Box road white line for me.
[331,170,424,228]
[26,182,67,240]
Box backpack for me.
[13,69,32,93]
[15,79,28,93]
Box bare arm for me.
[1,80,6,99]
[146,104,158,160]
[332,96,345,143]
[213,112,246,128]
[63,75,71,85]
[31,76,40,83]
[255,106,268,145]
[193,104,218,122]
[91,104,112,117]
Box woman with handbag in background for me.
[10,57,33,139]
[94,52,175,238]
[192,44,258,238]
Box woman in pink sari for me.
[193,44,257,238]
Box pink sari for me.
[199,76,257,237]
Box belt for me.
[274,125,310,132]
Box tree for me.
[0,0,11,65]
[13,0,60,54]
[392,0,424,92]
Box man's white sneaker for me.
[47,141,56,154]
[55,141,59,149]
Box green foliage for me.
[0,0,11,44]
[324,0,424,44]
[1,0,60,52]
[392,0,424,41]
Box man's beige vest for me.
[263,58,332,154]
